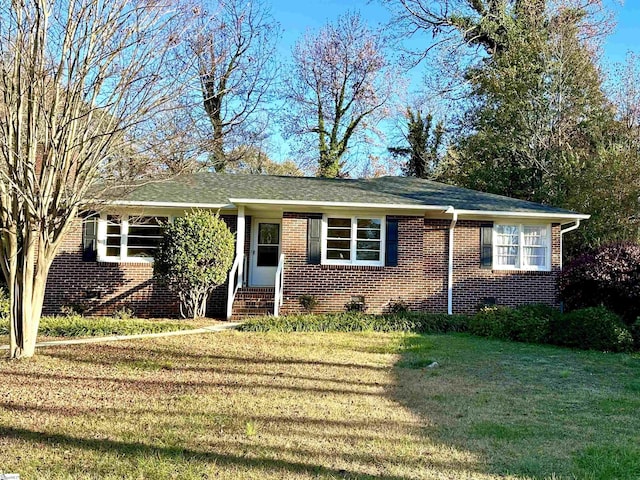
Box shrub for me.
[386,299,409,314]
[468,304,559,344]
[549,306,634,352]
[559,242,640,325]
[0,287,9,319]
[154,210,235,318]
[508,304,559,344]
[238,312,469,334]
[468,306,512,339]
[298,294,318,313]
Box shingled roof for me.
[117,173,586,218]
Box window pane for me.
[327,249,351,260]
[357,240,380,251]
[258,223,279,245]
[106,216,122,257]
[328,218,351,228]
[356,229,381,240]
[356,250,380,261]
[327,228,351,239]
[128,236,163,248]
[327,239,350,250]
[128,247,157,257]
[357,219,380,229]
[126,216,167,257]
[257,245,279,266]
[128,226,164,237]
[523,246,546,266]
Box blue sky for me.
[268,0,640,168]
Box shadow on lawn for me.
[388,333,640,480]
[0,425,411,480]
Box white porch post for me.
[447,210,458,315]
[236,206,245,286]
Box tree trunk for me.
[7,230,50,359]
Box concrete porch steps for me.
[232,287,275,319]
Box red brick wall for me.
[451,220,561,313]
[44,212,562,318]
[280,214,560,315]
[280,213,447,314]
[44,214,245,318]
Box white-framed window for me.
[493,224,551,271]
[98,214,168,262]
[321,215,385,266]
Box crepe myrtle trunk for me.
[3,222,61,359]
[178,286,212,319]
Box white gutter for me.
[453,209,590,220]
[229,198,454,212]
[559,219,581,269]
[447,210,458,315]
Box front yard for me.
[0,332,639,479]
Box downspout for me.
[559,220,580,269]
[447,210,458,315]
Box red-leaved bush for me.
[559,242,640,324]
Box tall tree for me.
[184,0,279,171]
[284,12,394,178]
[388,108,444,178]
[0,0,188,358]
[390,0,637,255]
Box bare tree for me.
[283,12,395,178]
[183,0,280,171]
[0,0,190,358]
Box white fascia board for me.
[454,209,590,220]
[93,200,235,209]
[229,198,454,212]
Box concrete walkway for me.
[0,322,242,350]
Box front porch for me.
[226,206,284,320]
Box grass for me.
[0,315,212,339]
[0,332,638,479]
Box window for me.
[98,215,168,262]
[494,224,550,271]
[323,216,384,266]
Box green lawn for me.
[0,332,638,479]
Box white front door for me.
[250,218,281,286]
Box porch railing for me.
[274,254,285,317]
[226,253,244,321]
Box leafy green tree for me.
[392,0,637,255]
[389,109,444,178]
[154,211,235,319]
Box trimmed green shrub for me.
[559,242,640,325]
[467,306,512,339]
[549,306,634,352]
[154,210,235,318]
[508,304,559,344]
[468,303,560,344]
[238,312,469,334]
[0,315,195,337]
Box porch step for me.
[232,287,275,318]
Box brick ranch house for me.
[44,174,588,319]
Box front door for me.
[250,218,281,286]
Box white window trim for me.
[97,214,169,263]
[321,215,386,267]
[493,223,551,272]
